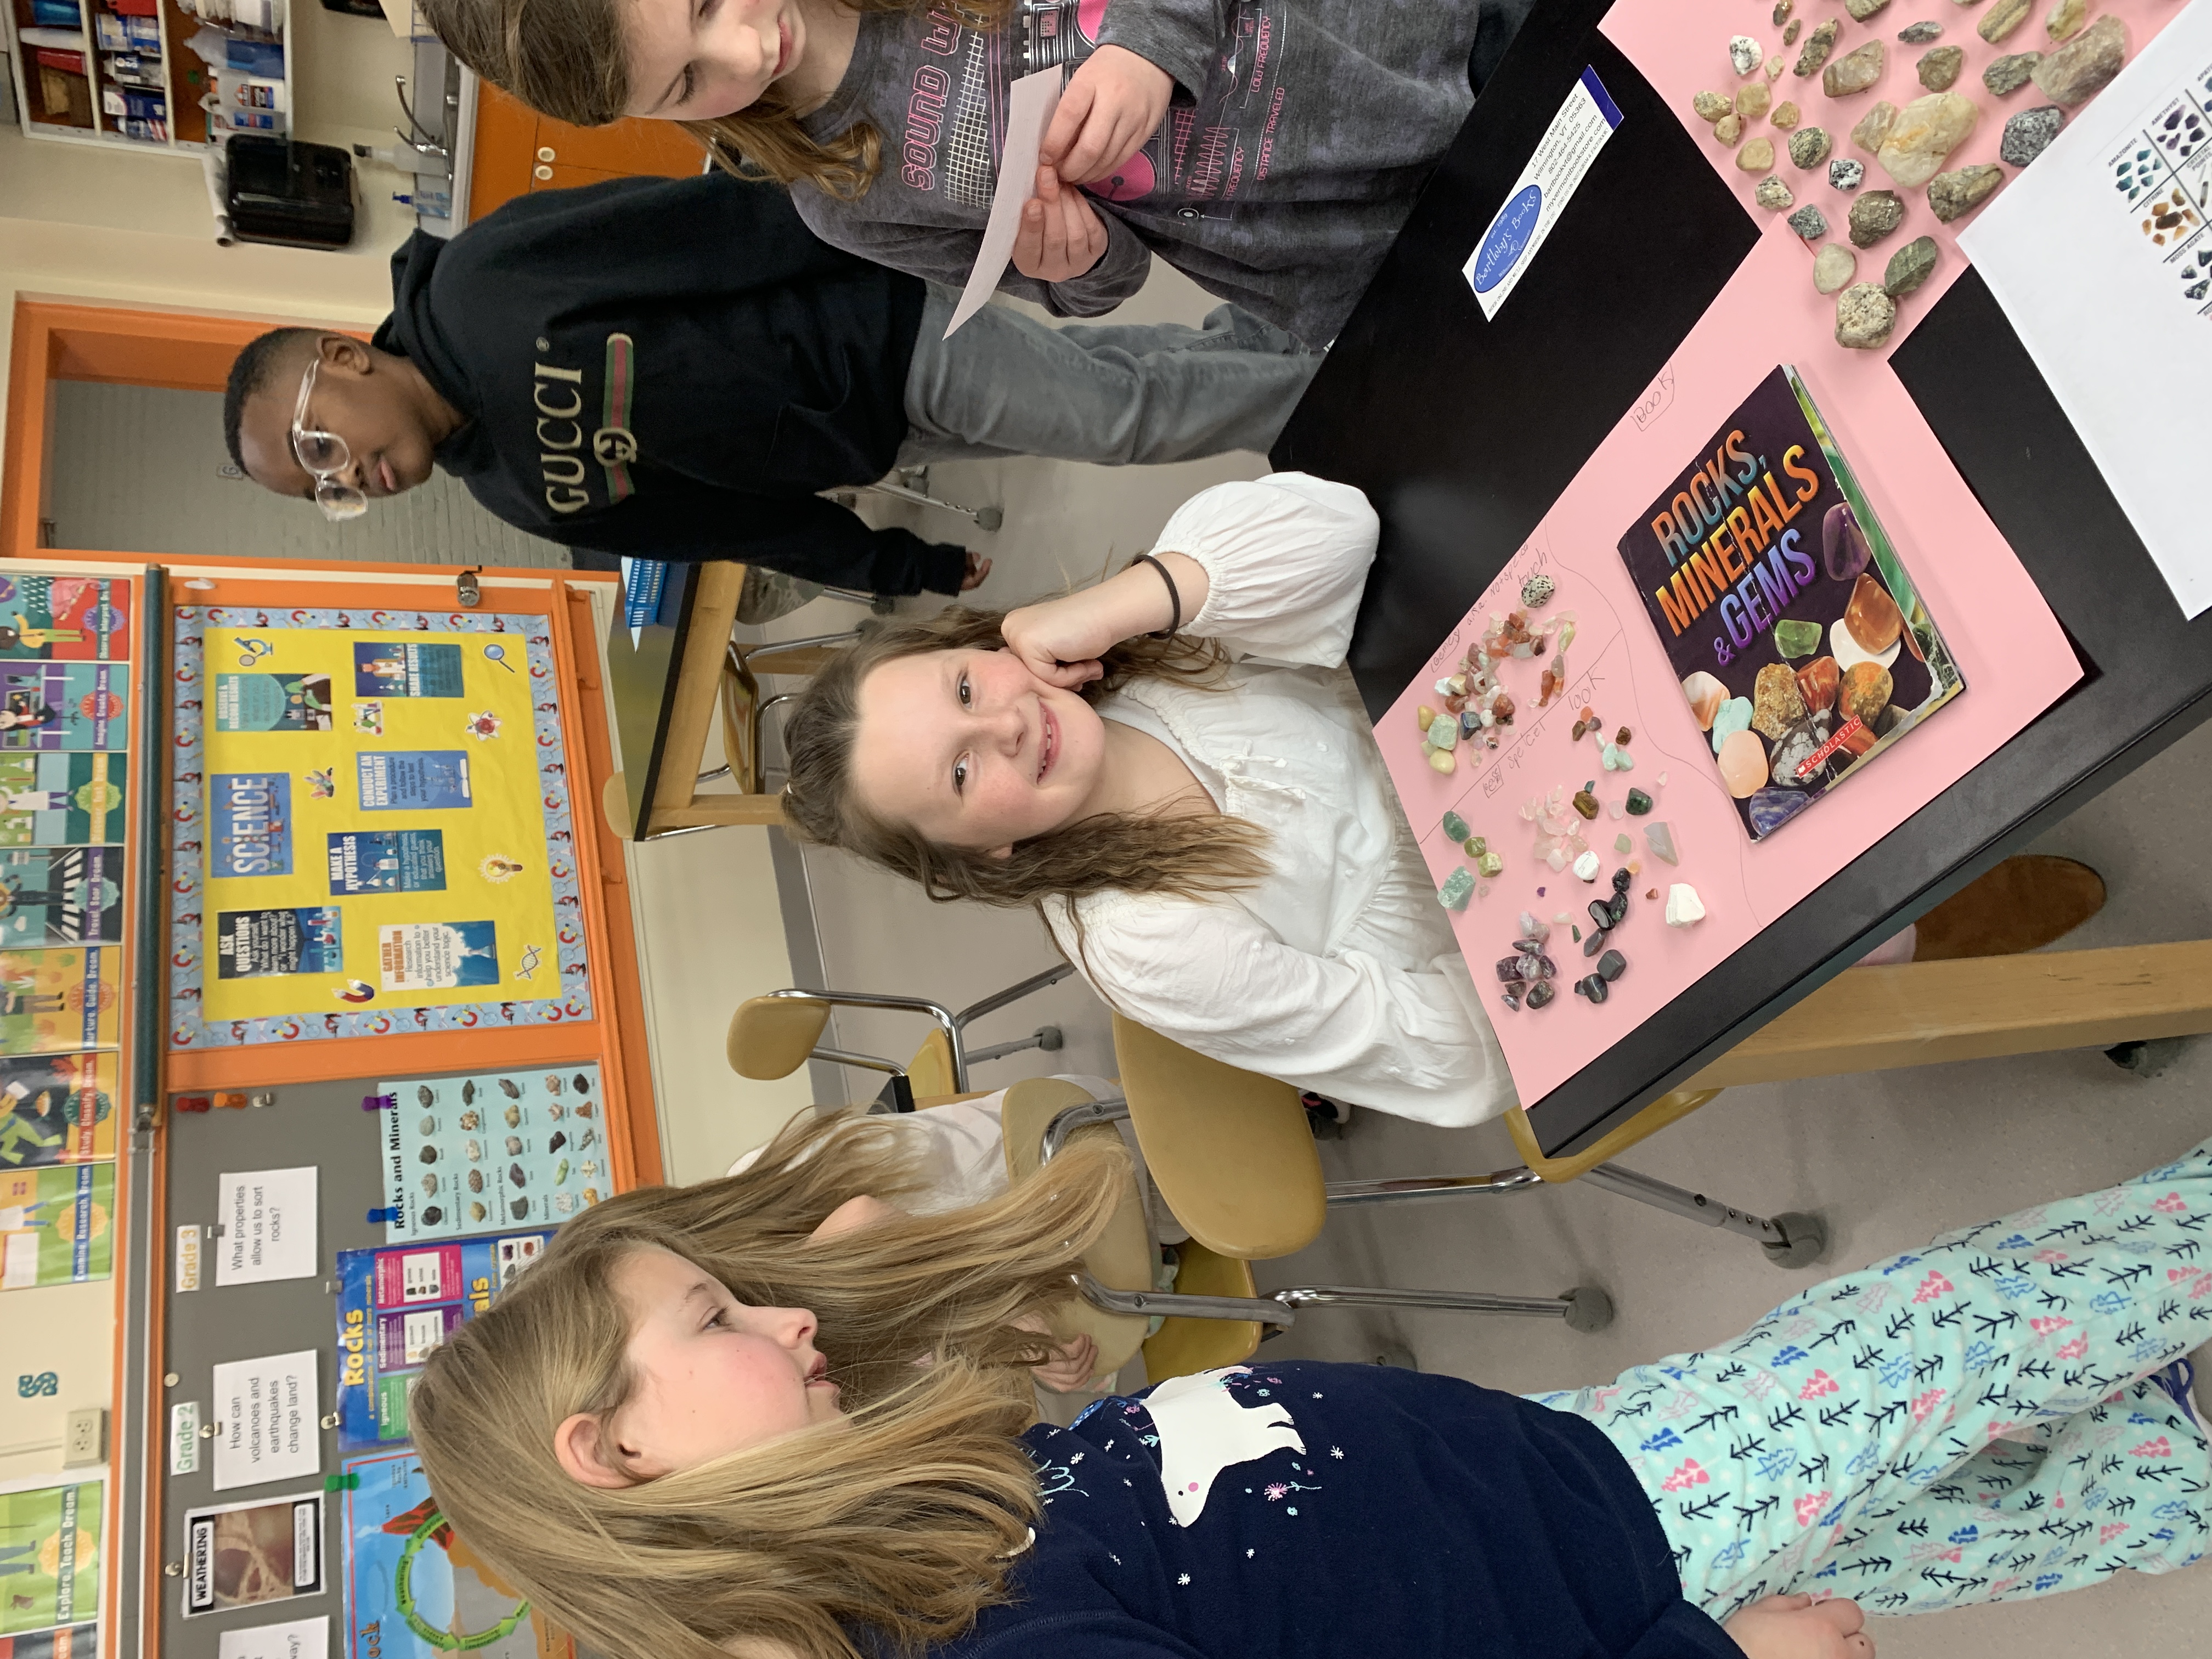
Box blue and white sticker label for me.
[1465,66,1624,319]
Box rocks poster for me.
[1614,365,1964,841]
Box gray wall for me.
[48,381,571,568]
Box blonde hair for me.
[420,0,1015,200]
[408,1110,1128,1659]
[781,607,1274,924]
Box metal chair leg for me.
[1077,1274,1613,1333]
[964,1026,1064,1066]
[1578,1163,1827,1269]
[860,479,1005,532]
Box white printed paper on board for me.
[215,1167,318,1286]
[211,1350,320,1490]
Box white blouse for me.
[1042,475,1514,1128]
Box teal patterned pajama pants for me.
[1532,1138,2212,1621]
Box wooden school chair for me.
[601,612,862,838]
[1021,1028,1619,1387]
[726,967,1075,1110]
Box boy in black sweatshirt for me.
[225,173,1316,596]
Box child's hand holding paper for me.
[1012,166,1110,283]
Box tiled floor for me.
[653,265,2212,1655]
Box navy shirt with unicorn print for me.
[941,1361,1743,1659]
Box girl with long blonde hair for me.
[778,471,1511,1128]
[409,1111,2212,1659]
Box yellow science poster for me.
[167,607,591,1050]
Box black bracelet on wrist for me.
[1131,552,1181,640]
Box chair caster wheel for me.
[1035,1025,1064,1053]
[1561,1286,1615,1333]
[1370,1344,1419,1370]
[1763,1212,1827,1271]
[974,506,1005,532]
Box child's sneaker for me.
[2148,1355,2200,1429]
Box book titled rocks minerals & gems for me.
[1614,364,1965,842]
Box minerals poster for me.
[0,1052,117,1170]
[0,1480,101,1635]
[0,849,123,946]
[168,608,591,1050]
[0,572,128,661]
[0,949,120,1054]
[0,1164,114,1289]
[0,755,126,848]
[340,1450,572,1659]
[333,1231,551,1450]
[376,1066,607,1243]
[0,664,128,752]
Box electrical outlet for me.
[63,1408,106,1468]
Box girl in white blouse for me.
[781,473,1510,1127]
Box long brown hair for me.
[419,0,1014,200]
[781,607,1274,922]
[409,1108,1130,1659]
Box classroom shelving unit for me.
[4,0,292,154]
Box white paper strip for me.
[945,67,1066,338]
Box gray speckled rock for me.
[1756,175,1797,211]
[1787,204,1830,240]
[1773,0,1793,24]
[2032,14,2128,105]
[1883,235,1940,296]
[1795,18,1842,77]
[1845,0,1891,19]
[2000,104,2066,165]
[1788,126,1833,169]
[1849,189,1908,246]
[1918,46,1966,90]
[1984,52,2043,95]
[1830,156,1867,190]
[1928,162,2005,221]
[1898,20,1942,44]
[1814,243,1859,294]
[1693,89,1733,121]
[1835,283,1899,349]
[1825,41,1888,96]
[1784,18,1802,45]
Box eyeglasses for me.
[292,358,368,522]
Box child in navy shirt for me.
[405,1113,2210,1659]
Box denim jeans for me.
[899,284,1319,469]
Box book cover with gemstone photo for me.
[1614,364,1965,842]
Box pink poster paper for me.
[1600,0,2183,355]
[1376,232,2080,1108]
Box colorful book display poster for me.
[0,849,122,946]
[334,1231,550,1449]
[0,664,128,752]
[0,1052,117,1169]
[217,910,345,979]
[328,832,445,896]
[182,1493,325,1616]
[212,774,294,879]
[341,1451,572,1659]
[0,573,128,661]
[216,674,334,733]
[168,610,589,1049]
[0,1164,114,1287]
[0,949,119,1053]
[355,752,470,811]
[1614,366,1965,841]
[353,643,462,699]
[378,1066,606,1243]
[0,1481,101,1634]
[0,755,125,847]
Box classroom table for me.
[1274,0,2212,1163]
[600,558,783,838]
